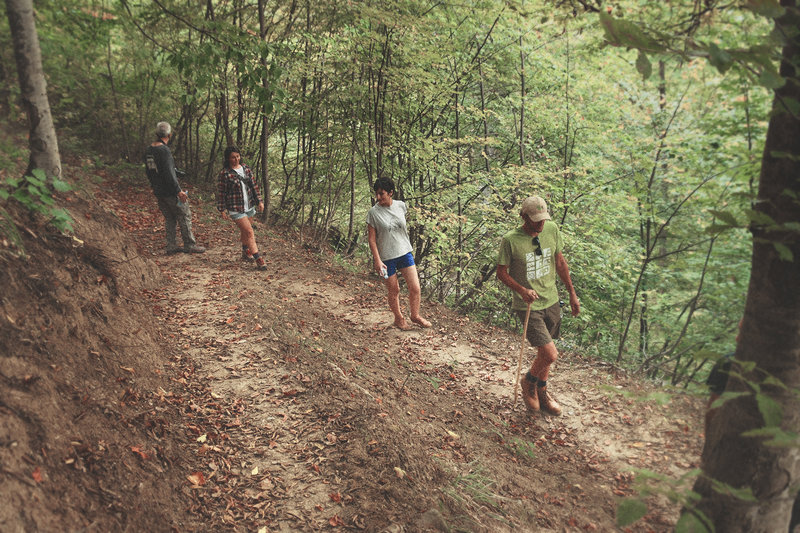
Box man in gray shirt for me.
[144,121,204,254]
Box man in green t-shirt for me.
[497,196,580,416]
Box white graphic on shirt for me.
[526,248,552,281]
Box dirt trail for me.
[105,176,706,532]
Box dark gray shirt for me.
[144,143,181,198]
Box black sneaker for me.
[184,245,206,254]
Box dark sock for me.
[252,252,261,260]
[525,372,537,383]
[537,379,547,388]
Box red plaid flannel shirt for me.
[216,164,261,213]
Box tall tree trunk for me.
[106,39,132,162]
[688,3,800,531]
[5,0,61,178]
[0,50,10,116]
[346,103,358,255]
[372,28,391,181]
[455,89,462,301]
[479,61,490,172]
[205,111,222,182]
[234,0,244,147]
[258,0,272,222]
[518,20,526,166]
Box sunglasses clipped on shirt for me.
[532,236,542,256]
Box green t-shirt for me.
[497,221,564,311]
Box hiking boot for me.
[538,386,562,416]
[184,244,206,254]
[520,375,539,411]
[256,257,267,271]
[166,247,182,255]
[241,251,255,262]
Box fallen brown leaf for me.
[187,471,206,486]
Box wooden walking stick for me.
[513,302,533,407]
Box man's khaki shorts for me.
[516,301,561,347]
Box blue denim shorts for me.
[384,252,415,277]
[228,207,257,220]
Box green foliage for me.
[599,12,666,54]
[442,462,502,510]
[599,385,672,406]
[616,497,648,527]
[1,169,74,234]
[707,476,758,503]
[0,207,22,252]
[755,392,783,427]
[745,0,786,19]
[5,0,775,387]
[742,426,800,447]
[615,467,708,529]
[5,2,796,530]
[674,510,713,533]
[501,435,537,461]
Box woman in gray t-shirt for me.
[366,177,431,330]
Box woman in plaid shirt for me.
[217,146,267,271]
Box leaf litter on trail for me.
[107,178,708,532]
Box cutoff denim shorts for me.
[228,207,257,220]
[384,252,415,277]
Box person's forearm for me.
[368,241,381,263]
[367,226,382,265]
[555,254,576,296]
[555,253,580,315]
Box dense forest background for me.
[1,0,774,386]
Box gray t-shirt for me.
[366,200,413,261]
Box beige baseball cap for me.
[520,196,551,222]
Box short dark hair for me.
[223,146,241,169]
[373,177,395,195]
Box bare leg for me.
[529,341,558,381]
[400,265,430,327]
[234,216,258,255]
[386,275,410,330]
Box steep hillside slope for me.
[0,172,199,530]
